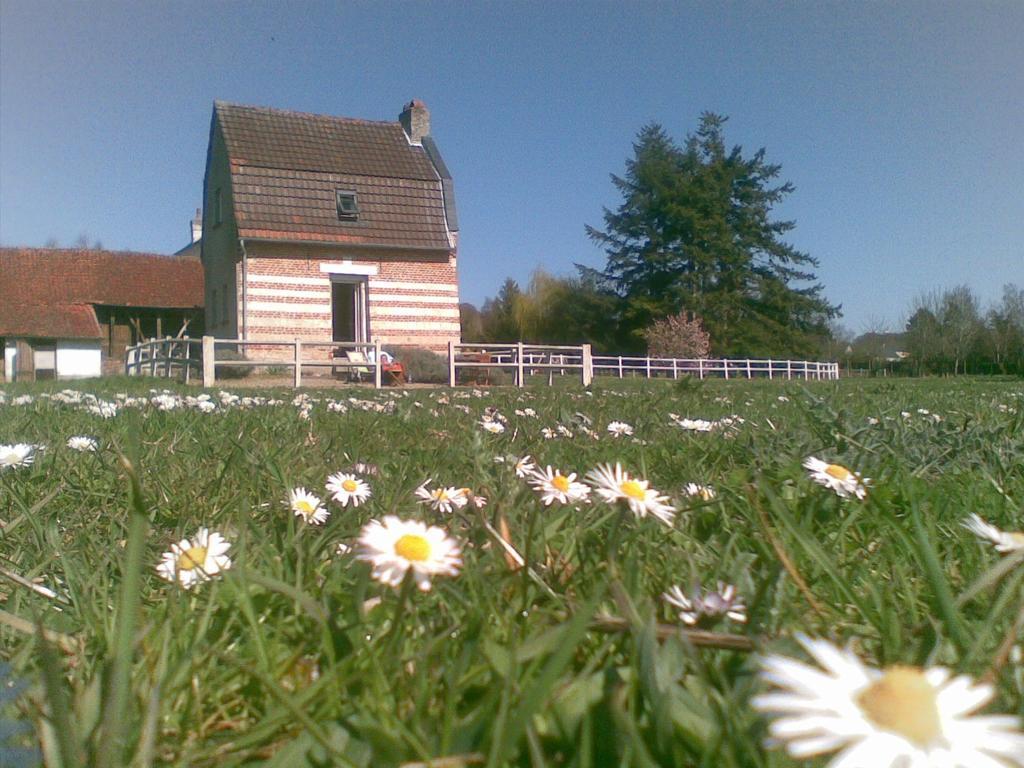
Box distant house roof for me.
[0,248,204,339]
[214,101,454,251]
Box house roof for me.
[214,102,455,251]
[0,248,204,339]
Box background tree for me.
[479,278,523,342]
[986,284,1024,374]
[642,311,711,358]
[586,114,839,356]
[459,303,484,342]
[939,285,982,375]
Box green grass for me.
[1,376,1022,766]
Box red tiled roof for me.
[0,248,204,339]
[0,303,100,340]
[215,102,453,251]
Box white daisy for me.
[683,483,716,501]
[514,455,536,478]
[0,443,36,469]
[357,516,461,591]
[414,481,468,514]
[289,487,330,525]
[663,582,746,626]
[66,436,98,452]
[325,472,372,507]
[963,514,1024,554]
[606,421,634,437]
[676,418,715,432]
[586,463,676,526]
[529,466,591,506]
[480,419,506,434]
[752,635,1024,767]
[803,456,869,500]
[156,528,232,589]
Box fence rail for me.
[126,336,839,388]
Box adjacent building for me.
[200,99,461,355]
[0,248,204,381]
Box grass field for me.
[1,376,1022,767]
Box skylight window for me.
[336,190,359,221]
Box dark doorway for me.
[332,282,357,342]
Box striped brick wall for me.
[241,252,460,356]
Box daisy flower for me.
[676,418,715,432]
[357,516,461,591]
[529,466,590,506]
[415,481,468,514]
[514,455,536,478]
[66,436,98,452]
[0,443,36,469]
[683,483,716,501]
[752,635,1024,767]
[606,421,634,437]
[586,463,676,526]
[963,514,1024,554]
[289,487,330,525]
[325,472,372,507]
[479,419,505,434]
[156,528,232,589]
[803,456,869,500]
[663,582,746,626]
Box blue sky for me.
[1,1,1021,334]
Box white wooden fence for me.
[126,336,839,388]
[126,336,385,388]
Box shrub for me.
[214,348,254,379]
[643,311,711,359]
[384,346,449,384]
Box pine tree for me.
[585,114,839,356]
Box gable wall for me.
[243,248,460,354]
[202,119,240,338]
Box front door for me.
[332,280,367,342]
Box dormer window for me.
[336,190,358,221]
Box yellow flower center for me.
[434,489,448,501]
[394,534,431,562]
[698,488,713,501]
[825,464,852,481]
[855,667,942,747]
[619,479,647,500]
[294,499,315,515]
[341,479,358,492]
[552,474,571,492]
[177,546,208,571]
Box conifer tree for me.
[585,114,839,356]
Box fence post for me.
[448,341,456,387]
[645,357,651,379]
[183,336,191,384]
[767,358,773,380]
[293,338,302,388]
[148,340,156,376]
[672,359,678,379]
[724,360,730,380]
[581,344,593,387]
[516,342,525,388]
[786,360,792,380]
[804,362,810,380]
[698,359,704,380]
[374,340,382,389]
[746,359,752,379]
[202,336,215,388]
[617,356,623,378]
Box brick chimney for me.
[399,99,430,144]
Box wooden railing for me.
[126,336,385,388]
[448,342,594,387]
[591,355,839,381]
[126,336,840,388]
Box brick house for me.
[201,100,460,356]
[0,248,204,381]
